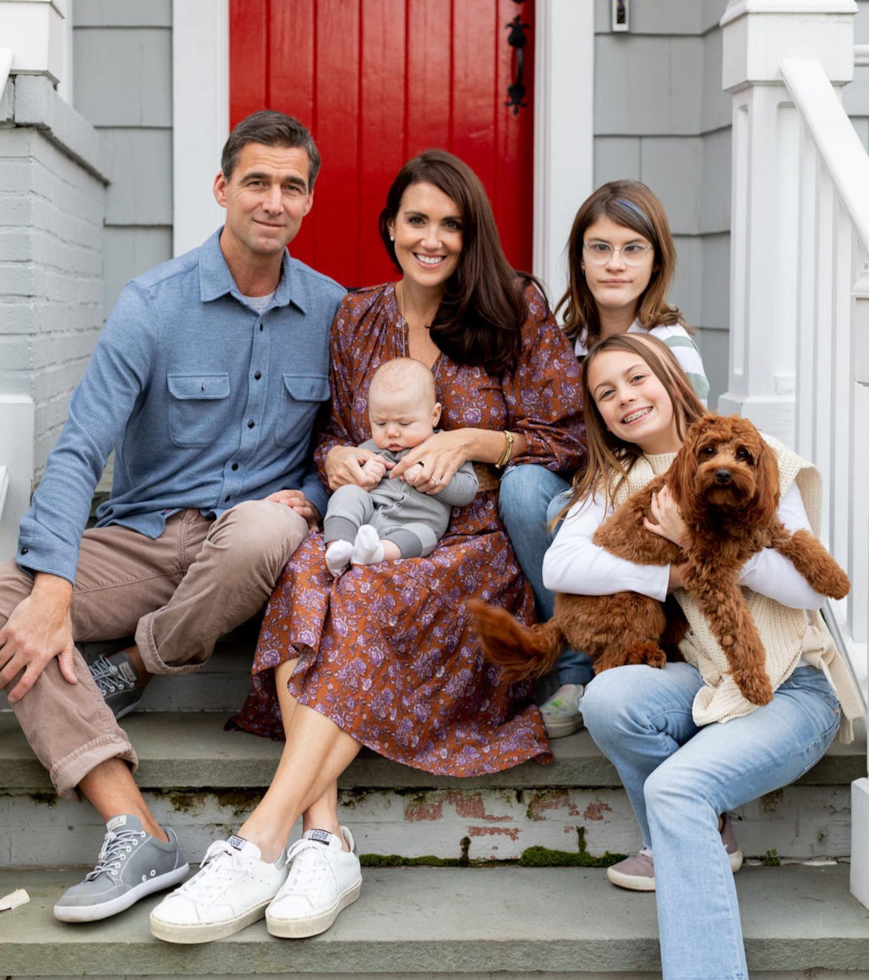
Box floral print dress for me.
[232,282,585,776]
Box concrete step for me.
[0,713,864,868]
[1,865,868,978]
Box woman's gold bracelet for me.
[495,430,515,470]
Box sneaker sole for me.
[607,850,744,893]
[54,863,190,923]
[266,878,362,939]
[150,896,275,944]
[543,716,584,739]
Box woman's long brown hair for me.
[379,149,538,374]
[558,334,706,520]
[556,180,684,348]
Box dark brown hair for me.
[556,180,684,348]
[379,149,533,374]
[221,111,321,189]
[561,334,706,516]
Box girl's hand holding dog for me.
[644,486,690,548]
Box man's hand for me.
[265,489,322,529]
[0,574,77,703]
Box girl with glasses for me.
[499,180,709,738]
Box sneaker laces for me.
[281,839,330,899]
[177,841,252,899]
[84,827,147,881]
[90,654,136,698]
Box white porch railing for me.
[721,0,869,910]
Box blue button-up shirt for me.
[18,228,345,584]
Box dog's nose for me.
[714,468,732,484]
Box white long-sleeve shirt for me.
[542,482,825,610]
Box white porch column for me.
[533,0,594,309]
[851,272,869,910]
[0,0,70,89]
[718,0,857,446]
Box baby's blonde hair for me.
[368,357,436,407]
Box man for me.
[0,111,344,922]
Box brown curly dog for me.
[469,414,850,706]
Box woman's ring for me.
[432,476,442,486]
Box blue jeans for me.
[582,663,841,980]
[498,464,593,689]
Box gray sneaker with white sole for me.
[89,650,144,720]
[54,815,189,922]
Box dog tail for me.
[467,600,566,684]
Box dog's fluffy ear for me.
[670,419,706,520]
[747,437,780,525]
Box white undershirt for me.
[542,482,826,612]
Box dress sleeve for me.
[738,482,826,609]
[542,493,670,600]
[313,296,360,484]
[502,283,586,473]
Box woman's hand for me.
[390,430,471,495]
[643,485,690,548]
[325,445,393,491]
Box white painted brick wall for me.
[0,116,106,481]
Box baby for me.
[324,357,478,576]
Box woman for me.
[150,150,585,943]
[545,333,862,980]
[500,180,709,738]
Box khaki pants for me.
[0,501,308,799]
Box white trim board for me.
[172,0,229,257]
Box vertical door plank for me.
[406,0,452,157]
[268,0,318,266]
[452,0,497,193]
[360,0,408,285]
[313,0,362,285]
[230,0,268,125]
[495,0,534,272]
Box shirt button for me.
[225,495,231,502]
[254,371,262,380]
[259,324,263,332]
[247,420,255,429]
[20,547,28,555]
[231,463,239,471]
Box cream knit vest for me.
[609,436,863,742]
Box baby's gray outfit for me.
[323,438,479,557]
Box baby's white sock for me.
[325,539,354,576]
[352,524,384,565]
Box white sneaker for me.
[266,827,362,939]
[150,835,287,944]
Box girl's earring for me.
[390,234,395,242]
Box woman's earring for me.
[390,234,395,242]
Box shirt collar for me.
[198,227,307,313]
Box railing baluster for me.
[813,164,835,544]
[796,126,817,460]
[831,196,854,569]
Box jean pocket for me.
[167,373,231,447]
[275,373,330,448]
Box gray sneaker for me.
[54,815,189,922]
[89,650,144,720]
[607,815,743,892]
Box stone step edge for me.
[0,865,866,976]
[0,713,863,793]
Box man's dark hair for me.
[221,111,321,189]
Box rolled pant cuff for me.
[51,733,138,802]
[135,611,203,675]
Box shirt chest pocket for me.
[167,373,231,448]
[275,373,330,448]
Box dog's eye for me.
[736,448,753,462]
[700,446,715,456]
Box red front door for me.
[230,0,535,288]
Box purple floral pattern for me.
[232,282,585,777]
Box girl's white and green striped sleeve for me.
[642,324,710,405]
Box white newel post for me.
[718,0,857,447]
[851,272,869,910]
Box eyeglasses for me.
[583,242,654,266]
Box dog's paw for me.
[824,566,851,601]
